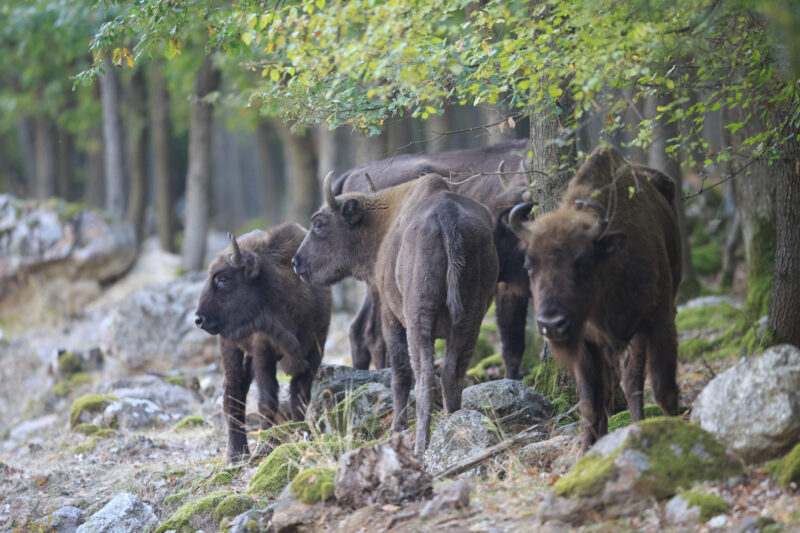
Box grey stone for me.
[461,379,553,432]
[419,478,470,518]
[33,505,85,533]
[228,505,275,533]
[677,295,742,312]
[76,492,156,533]
[691,344,800,463]
[423,409,502,477]
[308,364,392,419]
[9,414,60,444]
[96,375,201,416]
[519,435,575,468]
[102,398,171,430]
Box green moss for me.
[681,490,729,522]
[766,442,800,486]
[207,471,234,487]
[68,436,100,455]
[58,351,83,378]
[247,440,341,500]
[95,428,116,438]
[555,417,742,501]
[162,490,190,512]
[466,353,505,383]
[676,303,743,332]
[165,375,187,388]
[69,394,118,428]
[289,466,336,504]
[175,415,210,430]
[51,381,71,398]
[691,242,722,276]
[744,217,775,321]
[73,423,100,435]
[525,358,579,409]
[213,494,254,527]
[69,373,91,388]
[155,490,233,533]
[256,421,310,448]
[607,405,665,432]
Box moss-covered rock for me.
[155,490,232,533]
[466,353,505,383]
[69,394,118,428]
[162,490,190,512]
[255,421,310,448]
[207,471,234,487]
[681,490,729,522]
[766,442,800,486]
[247,440,341,500]
[57,351,83,378]
[523,358,578,412]
[72,423,100,436]
[165,375,187,388]
[289,466,336,504]
[175,415,210,431]
[213,494,254,528]
[676,302,743,332]
[607,405,664,432]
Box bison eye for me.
[311,219,327,236]
[214,275,231,289]
[523,256,537,274]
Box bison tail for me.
[436,204,465,318]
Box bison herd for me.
[194,141,682,462]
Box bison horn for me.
[509,201,536,239]
[323,171,339,211]
[496,160,508,187]
[364,172,377,194]
[574,199,607,220]
[228,232,242,266]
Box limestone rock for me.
[419,479,470,518]
[33,505,85,533]
[76,492,156,533]
[423,409,502,477]
[96,375,201,417]
[691,344,800,463]
[461,379,553,432]
[9,414,60,445]
[308,365,392,419]
[519,435,576,469]
[102,398,171,430]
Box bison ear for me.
[341,198,364,226]
[243,252,260,279]
[594,231,626,259]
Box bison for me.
[293,173,499,456]
[508,146,681,452]
[194,223,332,463]
[334,139,532,379]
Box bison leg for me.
[495,282,530,380]
[289,368,314,422]
[442,319,482,415]
[383,312,412,435]
[574,340,615,452]
[623,334,647,423]
[407,319,438,457]
[350,292,373,370]
[252,349,280,429]
[646,317,679,417]
[220,338,253,463]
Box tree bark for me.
[100,61,127,219]
[149,61,176,252]
[126,68,149,245]
[527,94,575,213]
[255,121,283,226]
[15,116,36,195]
[278,126,318,224]
[181,54,222,271]
[33,113,58,199]
[56,125,73,199]
[83,126,105,208]
[768,122,800,346]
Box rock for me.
[228,506,275,533]
[247,440,340,499]
[519,435,576,468]
[272,484,336,533]
[155,490,232,533]
[461,379,553,432]
[335,436,433,508]
[419,479,470,518]
[539,418,742,524]
[70,394,119,428]
[319,381,394,436]
[76,492,156,533]
[691,344,800,463]
[33,505,85,533]
[96,375,201,417]
[677,295,742,312]
[108,274,216,372]
[102,398,172,430]
[9,414,60,444]
[308,364,392,419]
[0,195,136,299]
[664,490,728,526]
[423,409,502,477]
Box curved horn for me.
[574,199,606,220]
[496,160,508,187]
[508,201,536,239]
[228,232,242,265]
[323,171,339,211]
[364,172,377,194]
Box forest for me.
[0,0,799,532]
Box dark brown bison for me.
[509,146,681,452]
[195,223,331,463]
[293,173,499,456]
[335,139,532,379]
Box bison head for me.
[292,171,369,286]
[195,232,263,338]
[509,201,626,348]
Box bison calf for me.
[509,146,681,452]
[195,223,331,463]
[293,173,498,456]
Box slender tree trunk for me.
[622,89,647,164]
[33,113,58,200]
[100,60,127,219]
[768,122,800,346]
[126,68,149,245]
[181,55,222,271]
[278,126,318,224]
[528,94,575,213]
[149,61,176,252]
[83,127,105,208]
[15,117,36,195]
[255,121,283,226]
[56,126,73,199]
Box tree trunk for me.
[278,126,318,224]
[126,68,149,245]
[83,127,105,208]
[33,113,58,199]
[527,95,575,213]
[149,61,176,252]
[255,121,283,226]
[56,125,73,199]
[181,55,222,271]
[15,116,36,195]
[768,122,800,346]
[100,60,127,219]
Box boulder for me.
[519,435,576,469]
[691,344,800,463]
[33,505,85,533]
[9,414,60,445]
[419,479,470,518]
[308,365,392,419]
[423,409,502,477]
[108,274,216,372]
[334,436,433,508]
[102,398,171,430]
[96,375,201,417]
[664,490,729,526]
[461,379,553,432]
[539,417,742,524]
[76,492,156,533]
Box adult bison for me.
[195,223,332,463]
[293,173,498,456]
[509,146,681,452]
[335,139,532,379]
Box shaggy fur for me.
[195,223,331,463]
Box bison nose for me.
[292,254,305,276]
[536,309,571,339]
[194,314,205,328]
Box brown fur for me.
[336,139,531,379]
[511,146,681,452]
[293,175,499,456]
[195,223,331,463]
